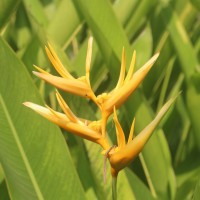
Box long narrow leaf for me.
[0,37,86,200]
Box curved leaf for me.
[0,37,86,200]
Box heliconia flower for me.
[33,37,97,103]
[23,91,110,150]
[32,37,159,138]
[100,51,159,113]
[96,49,159,136]
[106,96,177,177]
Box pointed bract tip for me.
[88,36,93,43]
[32,71,40,76]
[132,50,136,58]
[122,47,125,54]
[23,102,30,107]
[22,102,38,110]
[33,64,39,70]
[33,65,47,74]
[153,52,160,60]
[47,41,52,48]
[167,91,181,105]
[55,89,59,95]
[22,102,41,111]
[142,52,160,70]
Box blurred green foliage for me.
[0,0,200,199]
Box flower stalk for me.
[112,176,117,200]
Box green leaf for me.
[23,0,49,28]
[161,5,198,81]
[190,0,200,12]
[193,177,200,200]
[186,81,200,150]
[125,0,158,39]
[0,0,21,31]
[66,135,98,200]
[0,180,10,200]
[0,165,10,200]
[125,168,155,200]
[47,0,82,47]
[175,156,200,200]
[0,37,86,200]
[113,0,138,26]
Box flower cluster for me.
[24,37,176,177]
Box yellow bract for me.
[108,96,177,176]
[24,37,176,178]
[23,100,110,150]
[32,37,159,124]
[33,38,97,103]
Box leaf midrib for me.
[0,94,44,200]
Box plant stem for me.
[112,176,117,200]
[139,153,157,198]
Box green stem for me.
[112,176,117,200]
[139,153,157,198]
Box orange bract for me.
[24,37,176,178]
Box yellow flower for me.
[97,49,159,115]
[106,96,177,177]
[33,37,97,103]
[24,37,178,191]
[32,37,159,137]
[95,48,159,136]
[23,90,109,150]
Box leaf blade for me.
[0,37,86,200]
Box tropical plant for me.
[0,0,200,200]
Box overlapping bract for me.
[23,90,109,150]
[108,97,176,176]
[24,37,176,177]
